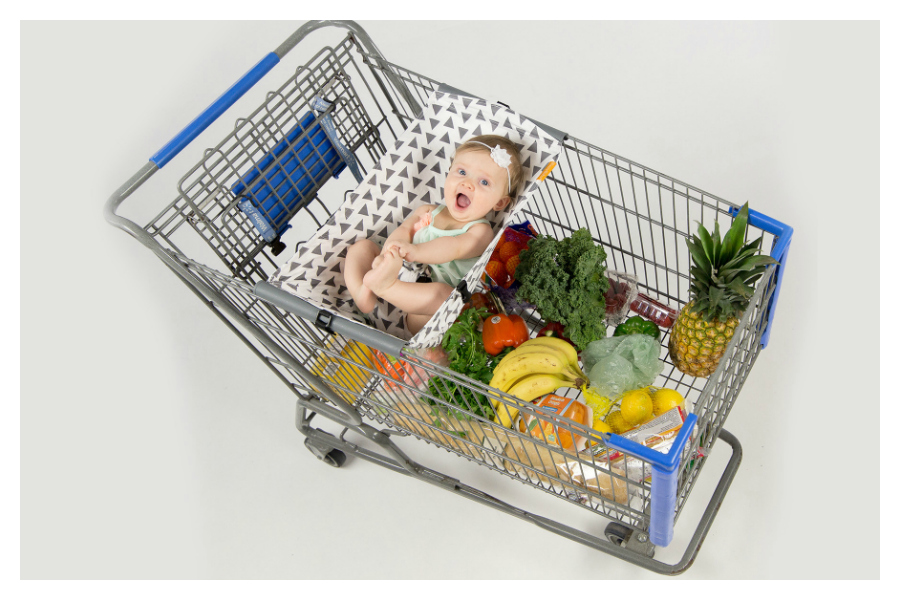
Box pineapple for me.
[669,203,777,378]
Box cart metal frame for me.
[104,21,792,575]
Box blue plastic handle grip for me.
[604,413,698,548]
[605,412,698,471]
[728,206,794,348]
[648,465,680,546]
[150,52,281,169]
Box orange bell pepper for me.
[482,314,529,355]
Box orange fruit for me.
[484,260,509,286]
[505,255,521,277]
[498,241,523,263]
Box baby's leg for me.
[405,313,434,335]
[342,239,380,314]
[364,250,454,319]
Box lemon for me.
[587,418,612,447]
[605,410,628,434]
[592,418,612,434]
[651,388,685,416]
[620,388,654,426]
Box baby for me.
[343,135,524,335]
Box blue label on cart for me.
[238,199,277,242]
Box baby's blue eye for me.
[480,179,489,186]
[458,168,466,176]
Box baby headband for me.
[472,141,512,195]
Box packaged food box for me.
[519,394,592,451]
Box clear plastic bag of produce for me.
[582,335,664,399]
[604,270,639,325]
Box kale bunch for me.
[514,228,610,350]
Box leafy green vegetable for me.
[425,307,512,420]
[515,228,610,351]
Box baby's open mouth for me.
[456,193,471,209]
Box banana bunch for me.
[488,337,589,428]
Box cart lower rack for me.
[104,21,792,575]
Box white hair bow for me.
[474,142,512,193]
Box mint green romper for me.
[410,205,491,287]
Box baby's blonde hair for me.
[453,135,524,198]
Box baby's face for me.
[443,149,511,223]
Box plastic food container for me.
[604,271,639,325]
[630,293,679,329]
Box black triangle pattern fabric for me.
[269,90,561,348]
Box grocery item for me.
[619,388,654,426]
[427,306,508,419]
[521,394,592,451]
[581,384,615,421]
[651,387,685,416]
[498,240,523,262]
[505,254,521,277]
[482,313,529,355]
[592,405,689,483]
[605,410,628,434]
[485,260,511,288]
[604,271,638,325]
[613,315,661,340]
[461,291,502,315]
[591,418,612,435]
[582,334,664,399]
[535,321,573,346]
[514,228,610,351]
[482,222,537,290]
[372,348,429,392]
[670,203,778,377]
[630,293,679,328]
[310,337,376,404]
[488,337,587,428]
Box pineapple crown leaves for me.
[687,203,779,321]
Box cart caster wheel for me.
[321,449,346,468]
[304,438,346,468]
[604,522,633,546]
[604,523,655,558]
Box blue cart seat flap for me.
[234,111,348,239]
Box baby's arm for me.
[397,222,494,265]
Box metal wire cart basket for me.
[104,21,793,574]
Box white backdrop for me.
[19,20,882,580]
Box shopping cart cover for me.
[268,90,561,348]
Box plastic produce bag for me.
[582,335,664,398]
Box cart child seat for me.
[267,90,561,348]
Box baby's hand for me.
[384,240,415,261]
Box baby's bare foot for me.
[363,248,403,297]
[353,284,377,314]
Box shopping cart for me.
[104,21,793,575]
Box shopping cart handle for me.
[728,206,793,348]
[604,412,698,547]
[150,52,281,169]
[253,282,408,358]
[149,21,421,170]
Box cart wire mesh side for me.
[105,21,790,575]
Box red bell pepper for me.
[536,321,573,346]
[482,314,529,355]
